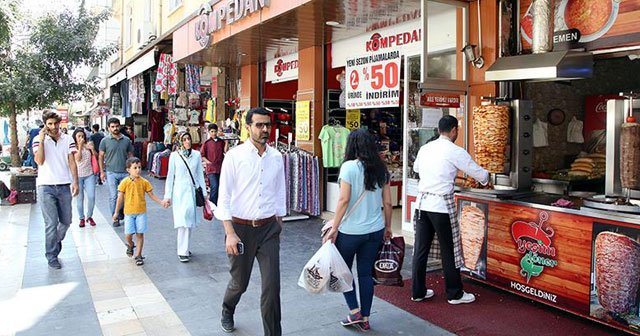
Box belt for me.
[232,215,276,227]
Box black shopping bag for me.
[373,236,405,286]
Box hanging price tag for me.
[295,101,310,141]
[345,50,401,109]
[346,109,361,130]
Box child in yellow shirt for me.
[114,157,165,265]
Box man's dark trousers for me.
[412,210,463,300]
[223,219,281,336]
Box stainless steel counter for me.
[457,191,640,225]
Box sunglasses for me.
[252,122,272,129]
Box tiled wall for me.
[524,56,640,171]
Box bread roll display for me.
[472,104,510,173]
[459,205,486,270]
[620,122,640,189]
[595,231,640,314]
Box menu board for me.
[520,0,640,51]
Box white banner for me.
[265,52,299,83]
[331,15,456,68]
[345,51,401,109]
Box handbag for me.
[177,152,206,207]
[91,153,100,175]
[203,200,213,221]
[320,189,367,238]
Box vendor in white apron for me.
[411,115,489,304]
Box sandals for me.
[135,256,144,266]
[126,244,135,257]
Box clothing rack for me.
[272,141,320,219]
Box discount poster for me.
[345,51,401,109]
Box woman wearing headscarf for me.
[323,128,393,332]
[163,132,207,262]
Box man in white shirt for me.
[33,111,79,269]
[411,115,489,305]
[215,107,286,335]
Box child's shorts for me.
[124,213,148,234]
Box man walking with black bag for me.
[411,115,489,305]
[215,107,286,335]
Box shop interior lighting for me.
[325,21,341,27]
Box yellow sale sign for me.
[295,101,310,141]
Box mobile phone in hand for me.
[236,242,244,255]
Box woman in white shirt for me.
[72,129,97,227]
[323,128,393,332]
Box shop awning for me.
[108,68,127,87]
[127,49,157,79]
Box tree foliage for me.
[1,1,117,114]
[0,0,117,165]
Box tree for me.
[0,0,117,166]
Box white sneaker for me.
[411,289,435,302]
[447,292,475,305]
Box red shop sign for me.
[420,93,460,108]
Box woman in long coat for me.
[164,132,207,262]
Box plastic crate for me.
[18,190,36,204]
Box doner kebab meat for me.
[473,104,510,173]
[620,122,640,189]
[595,231,640,314]
[459,205,486,270]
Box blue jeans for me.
[207,173,220,204]
[38,185,72,262]
[334,228,384,317]
[76,174,96,219]
[106,171,128,219]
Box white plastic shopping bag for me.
[298,242,332,293]
[326,242,353,293]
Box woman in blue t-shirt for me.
[323,128,393,332]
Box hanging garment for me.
[120,80,131,117]
[205,98,215,123]
[567,116,584,143]
[338,75,346,108]
[155,53,178,95]
[533,118,549,147]
[318,125,350,168]
[188,110,200,125]
[185,64,201,93]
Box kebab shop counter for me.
[455,192,640,335]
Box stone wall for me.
[524,57,640,171]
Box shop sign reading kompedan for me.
[345,51,401,109]
[265,52,299,83]
[195,0,270,48]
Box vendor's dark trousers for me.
[412,210,463,300]
[223,220,281,336]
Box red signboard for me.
[420,93,460,108]
[520,0,640,51]
[57,107,69,126]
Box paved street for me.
[0,172,451,336]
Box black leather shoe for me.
[221,313,235,333]
[48,259,61,269]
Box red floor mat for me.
[374,273,621,336]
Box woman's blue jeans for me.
[334,228,384,317]
[77,174,96,219]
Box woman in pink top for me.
[72,129,97,227]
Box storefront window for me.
[425,1,463,80]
